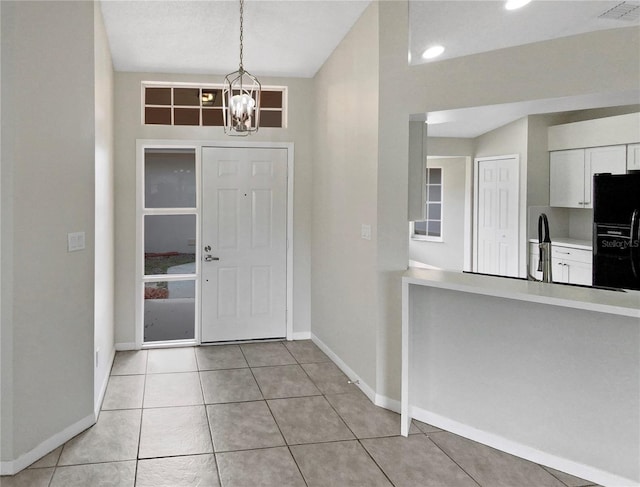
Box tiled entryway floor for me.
[4,341,599,487]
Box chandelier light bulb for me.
[230,93,256,131]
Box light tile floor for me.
[2,340,600,487]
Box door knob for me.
[204,255,219,262]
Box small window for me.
[413,167,443,241]
[142,83,287,128]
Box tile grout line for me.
[317,383,400,486]
[285,341,397,486]
[241,342,310,487]
[131,349,150,486]
[424,434,483,487]
[356,438,398,487]
[196,347,224,487]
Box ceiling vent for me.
[598,1,640,21]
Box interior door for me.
[475,156,519,277]
[201,147,287,342]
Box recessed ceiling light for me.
[422,45,445,60]
[505,0,532,10]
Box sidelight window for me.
[413,167,443,241]
[141,148,198,344]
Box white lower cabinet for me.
[551,245,592,286]
[529,242,592,285]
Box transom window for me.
[142,82,287,128]
[413,167,443,241]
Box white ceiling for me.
[420,90,640,138]
[100,0,371,78]
[409,0,640,66]
[100,0,640,135]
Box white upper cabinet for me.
[583,145,627,208]
[628,143,640,171]
[550,145,626,208]
[549,149,585,208]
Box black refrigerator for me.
[593,172,640,291]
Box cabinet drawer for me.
[552,246,591,264]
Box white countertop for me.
[403,267,640,318]
[528,237,592,250]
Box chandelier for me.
[223,0,261,136]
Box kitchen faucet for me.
[537,213,552,283]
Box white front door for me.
[201,147,288,342]
[475,156,519,277]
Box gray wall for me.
[93,3,115,413]
[1,0,96,461]
[114,72,314,346]
[311,3,380,390]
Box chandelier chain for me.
[239,0,244,70]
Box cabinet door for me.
[565,260,592,286]
[628,143,640,171]
[550,150,585,208]
[584,145,627,208]
[552,258,569,283]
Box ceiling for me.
[99,0,371,78]
[100,0,640,135]
[409,0,640,66]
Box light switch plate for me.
[68,232,86,252]
[361,224,372,240]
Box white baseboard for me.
[94,347,116,418]
[309,334,402,414]
[374,393,401,414]
[0,413,95,476]
[310,333,376,404]
[291,331,311,340]
[410,405,638,487]
[115,342,136,351]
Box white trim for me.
[115,342,137,351]
[286,145,294,341]
[142,339,198,350]
[401,279,412,436]
[410,405,637,487]
[291,331,311,340]
[311,333,401,415]
[310,333,376,404]
[94,347,116,418]
[136,139,295,346]
[0,413,95,475]
[374,393,401,414]
[463,156,474,272]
